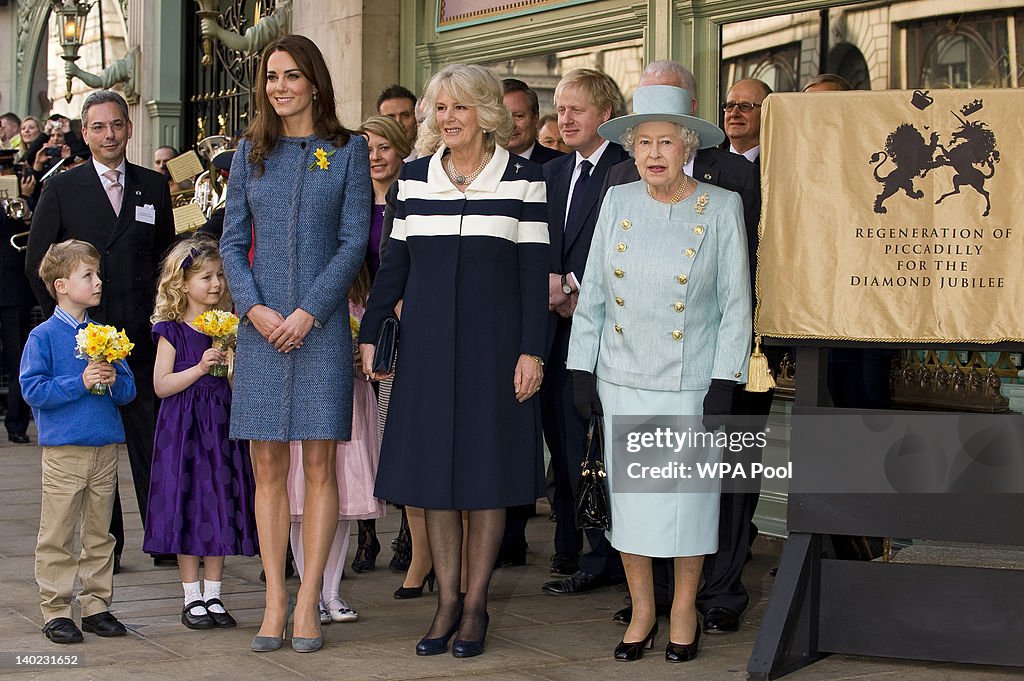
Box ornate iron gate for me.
[182,0,278,149]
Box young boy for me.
[19,239,136,644]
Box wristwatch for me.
[561,274,573,295]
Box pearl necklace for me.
[646,176,692,204]
[445,151,492,185]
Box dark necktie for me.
[564,159,593,239]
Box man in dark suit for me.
[26,90,175,569]
[502,79,564,166]
[599,63,771,634]
[540,68,630,595]
[495,78,564,568]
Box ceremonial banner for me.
[755,89,1024,343]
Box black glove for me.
[572,370,603,420]
[702,379,736,432]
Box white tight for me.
[290,520,351,605]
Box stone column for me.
[292,0,400,126]
[129,0,183,167]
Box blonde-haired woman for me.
[359,63,548,658]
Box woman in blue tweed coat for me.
[359,64,548,658]
[220,35,369,653]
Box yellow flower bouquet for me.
[192,309,239,377]
[75,324,134,395]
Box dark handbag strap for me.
[582,414,605,467]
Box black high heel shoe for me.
[416,607,462,656]
[394,569,435,599]
[665,621,701,663]
[351,520,381,573]
[451,612,489,658]
[614,621,659,661]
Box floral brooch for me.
[308,147,336,171]
[694,192,709,215]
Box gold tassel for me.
[745,335,775,393]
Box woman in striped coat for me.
[360,63,548,658]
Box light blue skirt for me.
[598,379,721,558]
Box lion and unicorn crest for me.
[870,94,999,217]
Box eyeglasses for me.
[87,121,127,134]
[721,101,762,113]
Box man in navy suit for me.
[601,62,769,633]
[496,78,563,568]
[540,68,630,595]
[26,90,175,570]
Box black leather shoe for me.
[549,553,579,576]
[702,607,740,634]
[152,554,178,567]
[8,432,30,444]
[613,606,631,625]
[181,601,215,630]
[204,598,237,628]
[42,617,83,644]
[542,570,614,595]
[614,621,658,661]
[81,611,127,637]
[451,612,489,658]
[666,624,701,663]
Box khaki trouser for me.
[36,444,118,622]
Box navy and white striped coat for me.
[359,145,549,509]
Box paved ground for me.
[1,432,1020,681]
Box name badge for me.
[135,204,156,224]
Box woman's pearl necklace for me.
[646,176,692,204]
[445,152,492,185]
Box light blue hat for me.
[598,85,725,149]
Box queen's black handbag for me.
[574,414,611,531]
[371,316,399,375]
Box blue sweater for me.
[20,315,136,447]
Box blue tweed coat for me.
[221,134,370,441]
[358,145,549,509]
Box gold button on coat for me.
[694,225,705,235]
[672,330,683,341]
[621,219,631,230]
[677,274,688,285]
[685,248,696,258]
[613,268,624,278]
[674,302,685,312]
[616,242,627,252]
[615,297,625,306]
[614,324,623,334]
[735,371,743,378]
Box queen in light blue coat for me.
[566,85,751,662]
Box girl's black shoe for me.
[204,598,237,628]
[613,621,658,661]
[182,600,215,630]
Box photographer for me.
[31,120,72,177]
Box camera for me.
[45,147,61,159]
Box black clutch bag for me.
[371,316,399,375]
[574,414,611,531]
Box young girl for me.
[287,265,385,624]
[143,237,258,630]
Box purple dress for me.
[143,321,258,557]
